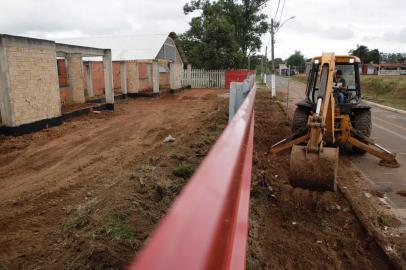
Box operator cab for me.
[305,56,361,110]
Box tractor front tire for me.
[352,109,372,155]
[292,107,310,133]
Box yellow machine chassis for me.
[270,53,399,191]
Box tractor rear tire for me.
[352,109,372,155]
[292,107,310,133]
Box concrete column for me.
[66,53,85,103]
[187,64,192,86]
[120,62,127,94]
[127,61,139,93]
[0,39,15,126]
[86,62,94,97]
[103,50,114,104]
[169,62,176,89]
[152,60,159,93]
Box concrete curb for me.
[364,100,406,115]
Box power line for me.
[274,0,281,19]
[278,0,286,23]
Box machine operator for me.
[333,69,347,104]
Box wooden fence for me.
[182,69,225,88]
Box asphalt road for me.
[274,76,406,212]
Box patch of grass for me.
[104,217,136,241]
[290,74,308,84]
[318,219,329,229]
[0,263,8,270]
[63,209,92,230]
[173,164,196,179]
[377,215,389,227]
[361,75,406,110]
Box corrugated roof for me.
[57,34,168,61]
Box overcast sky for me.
[0,0,405,59]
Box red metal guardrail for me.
[129,83,257,270]
[225,69,256,89]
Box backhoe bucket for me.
[289,145,339,192]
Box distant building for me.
[378,63,406,75]
[361,63,379,75]
[58,34,185,102]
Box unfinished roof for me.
[58,34,169,61]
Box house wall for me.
[0,35,61,127]
[158,59,170,89]
[138,62,151,91]
[156,37,183,65]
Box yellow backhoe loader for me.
[271,53,399,192]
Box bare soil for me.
[0,89,228,269]
[248,89,393,270]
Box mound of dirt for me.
[248,89,392,270]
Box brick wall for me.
[0,36,61,127]
[57,59,68,87]
[58,59,167,96]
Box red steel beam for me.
[128,84,256,270]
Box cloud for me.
[322,27,354,40]
[0,0,190,39]
[382,28,406,43]
[261,0,406,58]
[0,0,405,59]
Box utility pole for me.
[269,16,295,98]
[265,45,268,73]
[248,55,251,70]
[271,18,276,97]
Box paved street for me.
[274,76,406,211]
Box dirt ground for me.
[247,89,393,270]
[0,89,228,269]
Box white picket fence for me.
[181,69,225,88]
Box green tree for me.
[380,52,406,63]
[181,0,269,69]
[349,45,381,63]
[349,44,369,63]
[366,49,380,64]
[269,57,283,69]
[286,51,305,67]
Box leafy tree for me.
[286,51,305,67]
[269,57,283,69]
[180,0,269,69]
[380,52,406,63]
[366,49,380,64]
[349,45,369,63]
[349,45,380,63]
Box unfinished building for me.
[0,34,114,135]
[58,34,185,99]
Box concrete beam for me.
[86,62,94,97]
[103,51,114,104]
[56,43,108,57]
[152,61,159,93]
[120,62,127,94]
